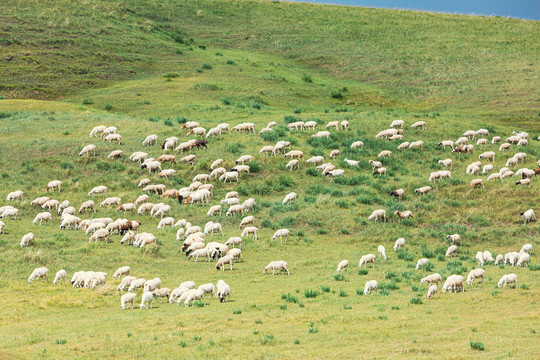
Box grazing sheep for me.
[363,280,378,295]
[226,204,244,217]
[143,278,161,293]
[236,155,254,164]
[409,140,424,149]
[112,266,130,279]
[483,251,494,263]
[427,284,438,298]
[520,209,536,224]
[517,253,530,267]
[337,260,349,272]
[494,254,504,265]
[152,288,171,302]
[388,189,404,200]
[100,197,121,208]
[377,245,387,260]
[475,252,484,266]
[272,229,290,242]
[157,217,175,229]
[89,229,109,243]
[476,138,487,146]
[373,167,386,176]
[420,273,443,286]
[470,179,484,188]
[28,267,48,283]
[487,173,502,181]
[0,220,4,234]
[504,252,520,266]
[215,254,234,271]
[207,205,222,217]
[79,144,96,157]
[466,269,485,285]
[442,275,465,293]
[478,151,495,162]
[368,209,387,223]
[378,150,392,158]
[282,192,297,205]
[217,283,231,302]
[239,215,254,229]
[20,232,35,247]
[411,121,426,130]
[482,164,494,174]
[415,258,429,270]
[225,236,242,249]
[120,231,135,245]
[263,261,290,275]
[390,119,404,128]
[498,274,517,289]
[286,159,299,171]
[140,291,154,309]
[241,226,258,240]
[445,245,457,257]
[53,269,67,285]
[359,254,376,268]
[88,186,107,196]
[397,142,410,150]
[414,186,432,195]
[515,179,531,186]
[121,293,137,310]
[520,244,532,254]
[395,210,413,220]
[33,212,52,226]
[307,156,325,165]
[219,172,239,183]
[491,136,501,144]
[393,238,405,250]
[6,190,23,201]
[350,141,364,149]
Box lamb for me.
[239,216,254,229]
[414,186,432,195]
[350,141,364,149]
[470,179,484,188]
[28,267,48,283]
[79,144,96,157]
[389,188,404,199]
[20,232,35,247]
[442,275,465,293]
[263,261,290,275]
[53,269,67,285]
[272,229,290,242]
[217,283,231,302]
[395,210,413,220]
[286,159,299,171]
[520,209,536,224]
[427,284,438,298]
[337,260,349,272]
[494,254,504,265]
[33,212,52,225]
[282,192,297,205]
[112,266,130,279]
[363,280,378,295]
[359,254,376,268]
[140,291,154,309]
[377,245,387,260]
[415,258,429,270]
[378,150,392,158]
[498,274,517,289]
[225,237,242,249]
[411,121,426,130]
[215,254,234,271]
[445,245,457,257]
[368,209,387,223]
[241,226,258,239]
[393,238,405,250]
[517,253,530,267]
[466,269,485,285]
[420,273,442,286]
[88,186,107,196]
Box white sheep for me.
[466,269,485,285]
[427,284,438,298]
[446,234,461,244]
[6,190,23,201]
[498,274,517,289]
[368,209,387,223]
[53,269,67,285]
[411,121,426,130]
[420,273,442,286]
[350,141,364,149]
[144,278,161,292]
[33,212,52,226]
[217,283,231,302]
[239,215,254,229]
[378,245,386,260]
[336,260,349,272]
[483,251,494,263]
[442,275,465,293]
[415,258,429,270]
[88,185,107,196]
[517,253,530,267]
[140,291,154,309]
[393,238,405,250]
[241,226,258,239]
[120,293,137,310]
[307,156,325,165]
[363,280,378,295]
[272,229,290,242]
[112,266,130,279]
[445,245,457,257]
[263,261,290,275]
[520,244,532,254]
[219,171,239,183]
[414,186,432,195]
[359,254,376,268]
[494,254,504,265]
[20,232,35,247]
[215,255,234,271]
[475,251,484,266]
[28,267,48,283]
[225,237,242,249]
[79,144,96,157]
[157,217,175,229]
[520,209,536,224]
[282,192,297,205]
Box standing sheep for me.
[498,274,517,289]
[121,293,137,310]
[28,267,48,283]
[363,280,378,295]
[337,260,349,272]
[263,261,290,275]
[53,269,67,285]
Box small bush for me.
[293,108,302,114]
[55,339,66,345]
[193,83,221,91]
[221,97,231,105]
[164,119,173,127]
[164,72,180,78]
[104,104,113,111]
[333,274,347,281]
[60,162,74,170]
[410,297,423,305]
[302,74,312,82]
[232,309,242,315]
[82,98,94,105]
[304,289,320,298]
[331,90,343,99]
[320,286,330,293]
[470,341,485,351]
[282,293,298,303]
[358,269,368,276]
[226,60,236,65]
[339,289,347,297]
[396,249,414,262]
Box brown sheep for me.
[161,189,180,198]
[395,210,414,220]
[157,155,176,164]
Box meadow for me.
[0,0,539,359]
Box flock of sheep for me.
[3,116,538,310]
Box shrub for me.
[470,341,485,351]
[331,90,343,99]
[281,293,298,303]
[226,143,244,155]
[293,108,302,114]
[221,97,231,105]
[304,289,320,298]
[396,249,414,262]
[164,73,180,78]
[193,83,221,91]
[333,274,347,281]
[226,60,236,65]
[320,286,330,293]
[56,339,66,345]
[421,245,435,258]
[60,162,74,170]
[340,228,350,235]
[283,115,300,124]
[305,168,319,177]
[302,74,312,82]
[82,98,94,105]
[104,104,113,111]
[232,309,242,314]
[164,119,173,127]
[410,297,423,304]
[339,289,347,297]
[358,269,368,276]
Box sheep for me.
[141,160,163,173]
[226,204,244,217]
[0,220,4,234]
[378,245,387,260]
[397,142,410,151]
[501,170,514,179]
[57,200,71,215]
[442,275,465,293]
[456,137,469,146]
[284,150,303,159]
[20,232,35,247]
[387,189,405,201]
[79,144,96,157]
[520,209,536,224]
[33,212,52,226]
[263,261,290,275]
[88,185,107,196]
[188,248,210,262]
[207,205,222,217]
[312,131,331,138]
[415,258,429,270]
[498,274,517,289]
[491,136,501,144]
[340,120,349,130]
[236,155,254,164]
[517,253,530,267]
[197,283,216,299]
[304,120,317,130]
[520,244,532,254]
[427,284,438,298]
[225,236,242,249]
[215,254,234,271]
[154,205,171,218]
[504,252,520,266]
[217,283,231,302]
[228,248,242,262]
[466,269,485,285]
[414,186,432,195]
[52,269,67,285]
[326,169,345,182]
[409,140,424,149]
[241,226,258,239]
[478,151,495,162]
[286,159,299,171]
[140,291,154,309]
[221,197,240,206]
[463,130,477,140]
[516,179,531,186]
[420,273,443,286]
[59,214,80,229]
[476,138,488,146]
[368,209,387,223]
[505,157,518,167]
[120,231,135,245]
[494,254,504,265]
[374,167,386,176]
[519,139,529,146]
[151,288,171,302]
[282,192,297,205]
[470,179,484,188]
[482,164,494,174]
[483,251,494,263]
[359,254,376,268]
[204,222,224,236]
[475,251,485,266]
[103,133,122,144]
[237,216,254,230]
[169,285,194,303]
[272,229,290,242]
[157,217,175,229]
[100,197,121,208]
[390,119,404,128]
[378,150,392,158]
[445,245,457,257]
[31,197,49,207]
[6,190,23,201]
[393,238,406,250]
[325,121,339,130]
[337,260,349,272]
[259,127,273,135]
[287,121,304,131]
[350,141,364,149]
[394,210,413,220]
[363,280,378,295]
[28,267,48,283]
[259,145,276,156]
[143,278,161,293]
[219,172,239,183]
[376,128,400,139]
[411,121,426,130]
[85,222,105,235]
[487,173,502,181]
[0,207,19,220]
[112,266,130,279]
[89,229,109,243]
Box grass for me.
[0,0,538,359]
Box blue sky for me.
[286,0,540,20]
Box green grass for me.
[0,0,539,359]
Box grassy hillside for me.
[0,0,539,359]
